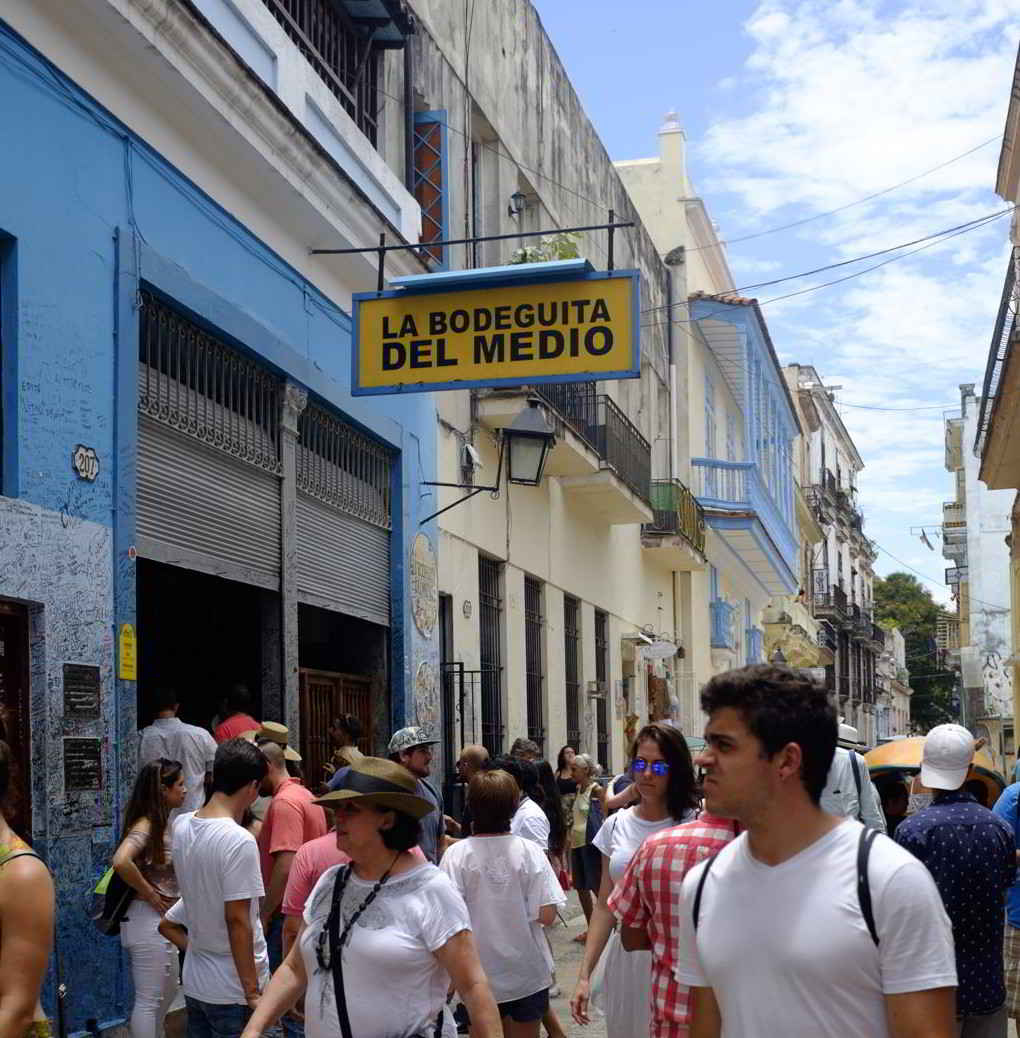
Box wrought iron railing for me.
[871,623,886,647]
[710,600,736,650]
[137,289,282,473]
[534,384,651,504]
[745,627,764,664]
[261,0,381,144]
[644,479,707,553]
[297,402,392,529]
[812,585,848,620]
[976,247,1019,458]
[595,609,609,771]
[478,557,504,756]
[524,577,545,753]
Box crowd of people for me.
[6,665,1020,1037]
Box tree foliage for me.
[509,231,581,265]
[873,572,958,732]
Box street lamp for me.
[505,400,556,486]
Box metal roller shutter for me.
[137,418,281,588]
[295,492,390,626]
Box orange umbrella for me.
[865,737,1006,807]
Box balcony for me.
[871,623,886,649]
[478,384,653,524]
[641,479,707,569]
[942,527,968,564]
[852,604,873,641]
[691,458,798,595]
[746,627,765,665]
[812,581,848,623]
[711,599,737,650]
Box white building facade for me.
[944,384,1014,768]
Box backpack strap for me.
[857,826,880,946]
[692,851,720,932]
[849,751,863,822]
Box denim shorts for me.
[497,988,550,1023]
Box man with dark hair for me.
[139,687,217,817]
[214,685,260,744]
[159,739,271,1037]
[674,664,957,1038]
[510,737,541,762]
[490,755,550,851]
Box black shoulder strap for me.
[0,849,43,868]
[849,751,863,822]
[692,851,720,931]
[857,826,880,946]
[329,867,354,1038]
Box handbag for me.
[90,866,136,936]
[328,866,443,1038]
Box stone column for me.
[280,381,307,739]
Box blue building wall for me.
[0,20,437,1030]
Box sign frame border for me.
[350,267,641,397]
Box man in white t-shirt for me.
[139,687,217,818]
[159,738,271,1038]
[492,755,551,850]
[673,664,957,1038]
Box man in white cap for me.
[897,724,1016,1038]
[388,725,444,863]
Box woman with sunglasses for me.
[570,724,698,1037]
[112,758,187,1038]
[241,756,502,1038]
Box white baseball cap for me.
[920,723,974,790]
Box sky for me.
[531,0,1020,606]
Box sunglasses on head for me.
[632,758,669,776]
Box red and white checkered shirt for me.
[608,813,738,1038]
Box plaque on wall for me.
[410,533,438,638]
[63,664,101,722]
[63,663,101,719]
[64,738,102,791]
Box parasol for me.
[865,737,1007,808]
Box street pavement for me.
[547,891,606,1038]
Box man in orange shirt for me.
[214,685,260,744]
[256,734,327,1006]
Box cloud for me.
[694,0,1020,615]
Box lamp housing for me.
[504,400,556,486]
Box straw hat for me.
[313,756,435,820]
[242,721,302,763]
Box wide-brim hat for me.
[313,756,435,820]
[241,722,302,763]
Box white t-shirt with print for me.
[300,862,470,1038]
[593,806,693,884]
[673,820,957,1038]
[510,796,551,850]
[440,834,566,1002]
[167,812,270,1004]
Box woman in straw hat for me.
[241,756,502,1038]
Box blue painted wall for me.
[0,20,437,1030]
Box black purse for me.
[327,866,443,1038]
[90,867,136,936]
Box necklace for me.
[315,851,401,970]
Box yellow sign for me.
[119,623,137,681]
[352,270,639,395]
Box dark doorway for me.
[136,559,266,730]
[298,603,388,787]
[0,600,31,837]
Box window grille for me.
[260,0,380,144]
[137,289,281,474]
[564,595,581,750]
[595,609,609,771]
[524,577,545,752]
[413,112,449,268]
[478,557,504,755]
[297,402,392,529]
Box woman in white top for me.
[441,769,566,1038]
[241,756,502,1038]
[569,724,699,1037]
[112,758,187,1038]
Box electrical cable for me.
[641,206,1015,318]
[873,541,1010,612]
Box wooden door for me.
[298,669,373,790]
[0,602,31,837]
